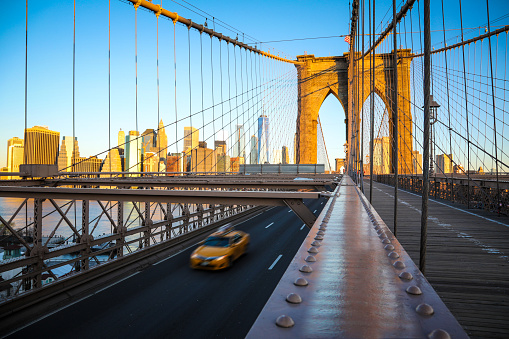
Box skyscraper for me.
[24,126,60,165]
[184,127,199,154]
[214,140,227,155]
[190,147,216,173]
[125,130,142,173]
[72,156,102,172]
[57,136,79,172]
[101,148,122,174]
[7,137,23,179]
[141,129,156,154]
[217,154,231,172]
[143,152,159,172]
[412,150,423,174]
[250,135,258,164]
[100,148,122,187]
[258,115,269,164]
[166,152,184,174]
[294,133,298,164]
[230,157,245,173]
[157,119,168,162]
[272,149,282,164]
[118,129,125,149]
[436,154,453,174]
[282,146,290,164]
[233,125,245,158]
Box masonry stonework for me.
[295,50,414,174]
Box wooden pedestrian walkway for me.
[365,180,509,338]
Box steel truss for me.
[0,176,338,303]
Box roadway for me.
[9,196,328,339]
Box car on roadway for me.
[190,225,250,270]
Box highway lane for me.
[10,196,328,339]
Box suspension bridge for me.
[0,0,508,337]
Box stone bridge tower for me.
[295,49,414,174]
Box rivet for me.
[311,240,321,246]
[319,227,326,231]
[428,329,451,339]
[294,277,308,286]
[276,315,295,328]
[399,271,413,280]
[317,230,325,235]
[314,235,324,240]
[388,251,400,259]
[305,255,316,262]
[286,293,302,304]
[379,233,388,239]
[382,238,391,244]
[384,244,395,251]
[376,228,384,235]
[393,261,406,269]
[406,285,423,295]
[416,303,434,316]
[299,265,313,273]
[308,246,319,254]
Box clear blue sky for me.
[0,0,506,168]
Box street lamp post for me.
[428,95,440,175]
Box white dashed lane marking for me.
[268,255,283,270]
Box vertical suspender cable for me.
[360,0,365,192]
[156,10,160,170]
[73,0,76,172]
[135,4,139,172]
[24,0,28,164]
[173,19,178,154]
[24,0,28,233]
[219,36,224,170]
[200,32,204,158]
[355,23,359,183]
[240,45,245,159]
[357,22,361,182]
[459,0,470,208]
[73,0,77,234]
[441,0,454,201]
[109,0,111,175]
[369,0,375,202]
[211,34,216,157]
[485,0,501,212]
[234,46,238,156]
[420,0,431,275]
[227,43,232,157]
[187,26,192,162]
[392,0,399,237]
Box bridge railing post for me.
[81,198,90,271]
[117,200,124,258]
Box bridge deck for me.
[248,176,466,338]
[366,180,509,339]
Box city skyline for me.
[2,121,298,175]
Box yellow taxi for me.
[190,225,250,270]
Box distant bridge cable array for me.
[348,0,509,273]
[0,0,321,307]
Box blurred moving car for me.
[190,225,250,270]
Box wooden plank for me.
[366,180,509,339]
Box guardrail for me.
[373,174,509,215]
